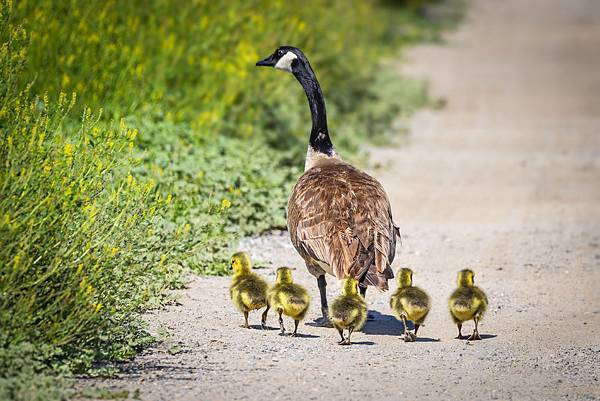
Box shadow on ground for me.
[361,311,405,335]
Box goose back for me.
[287,161,399,290]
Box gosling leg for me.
[413,323,421,340]
[337,328,346,345]
[341,327,354,345]
[260,304,270,330]
[240,311,250,329]
[455,323,464,339]
[468,316,482,340]
[290,319,299,337]
[278,309,286,335]
[401,315,415,342]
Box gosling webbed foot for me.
[404,333,416,342]
[339,339,352,346]
[455,334,466,340]
[240,324,250,329]
[467,331,482,341]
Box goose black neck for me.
[293,67,333,155]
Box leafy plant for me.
[0,0,461,398]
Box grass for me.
[0,0,462,399]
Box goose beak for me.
[256,54,276,67]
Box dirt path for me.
[80,0,600,399]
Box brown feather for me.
[288,157,399,290]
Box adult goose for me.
[256,46,400,324]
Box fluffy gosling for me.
[390,268,431,342]
[268,267,310,336]
[448,269,488,340]
[328,278,367,345]
[229,252,269,329]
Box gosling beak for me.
[256,54,276,67]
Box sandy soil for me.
[79,0,600,399]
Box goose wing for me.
[288,162,398,289]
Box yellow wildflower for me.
[221,198,232,210]
[64,143,74,157]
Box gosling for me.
[390,268,431,342]
[448,269,488,340]
[269,267,310,336]
[329,278,367,345]
[229,252,269,329]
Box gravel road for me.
[79,0,600,399]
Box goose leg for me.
[455,323,464,339]
[359,283,375,321]
[468,316,482,340]
[278,309,286,335]
[313,275,332,327]
[260,304,270,330]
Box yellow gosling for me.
[229,252,269,329]
[448,269,488,340]
[268,267,310,336]
[390,268,431,342]
[329,278,367,345]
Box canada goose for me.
[229,252,270,329]
[390,268,431,342]
[329,278,367,345]
[257,46,400,324]
[448,269,488,340]
[268,267,311,336]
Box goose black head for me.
[255,46,308,74]
[256,46,333,157]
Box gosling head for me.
[230,252,252,275]
[256,45,311,75]
[457,269,475,287]
[275,267,294,284]
[397,268,414,288]
[341,278,359,296]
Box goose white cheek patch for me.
[274,51,298,72]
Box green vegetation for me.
[0,0,461,399]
